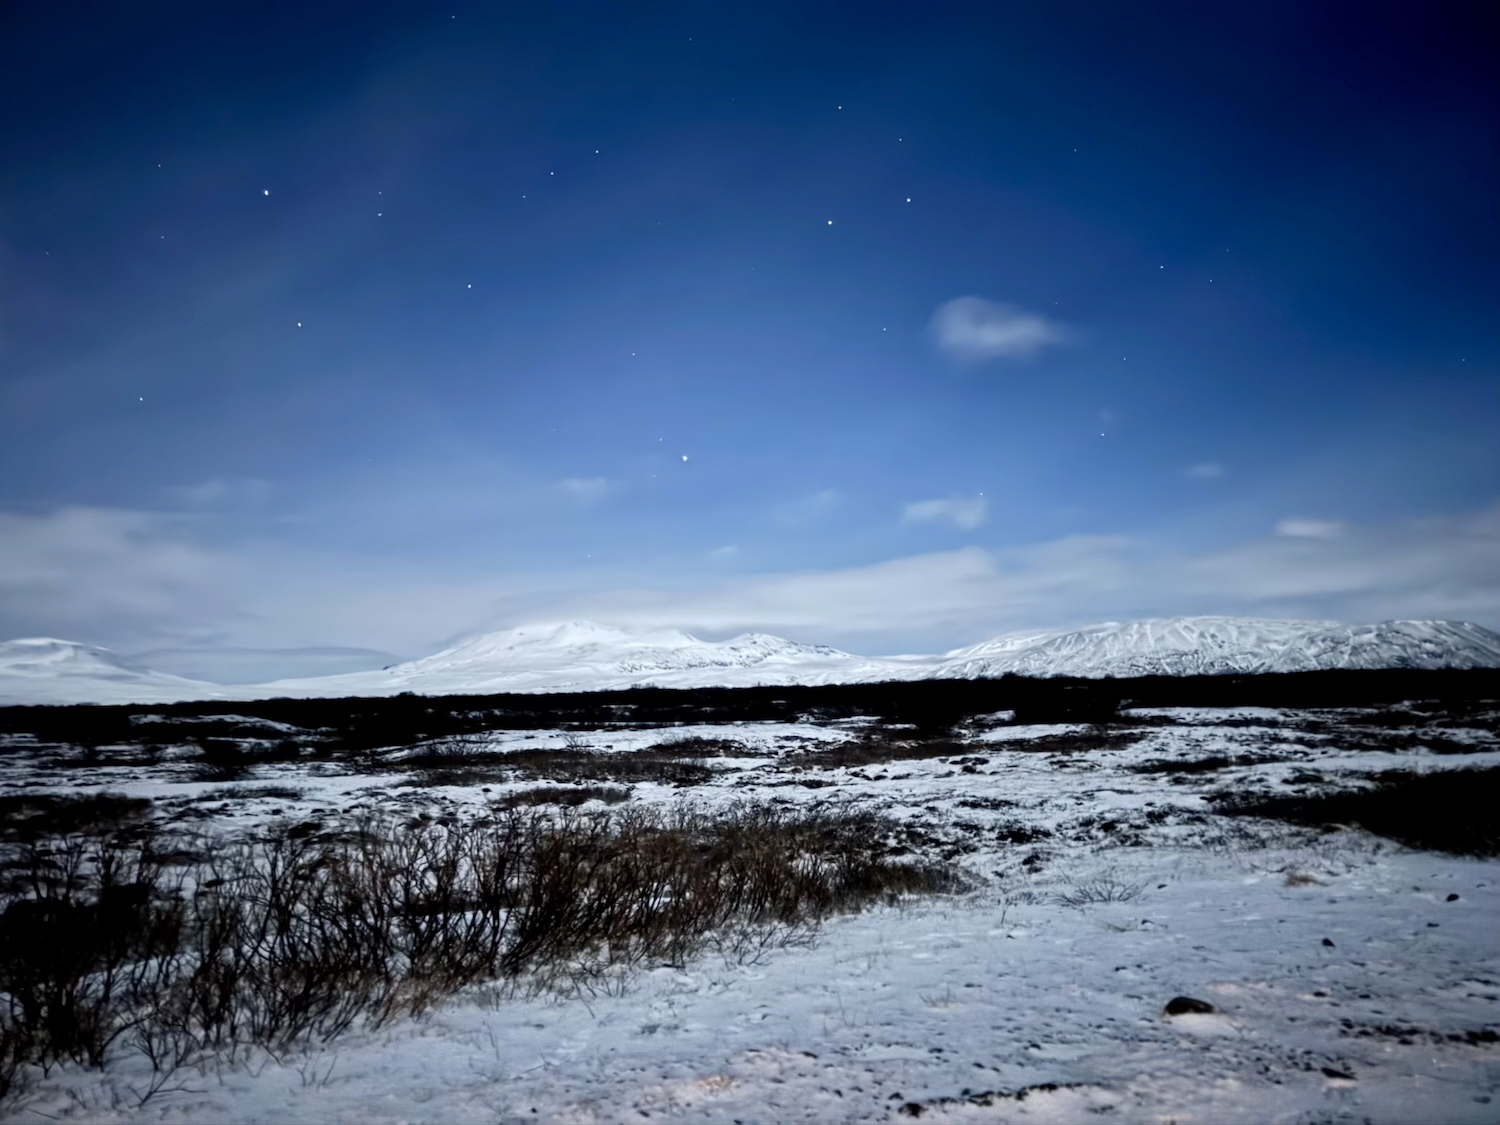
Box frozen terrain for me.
[259,620,938,698]
[3,617,1499,706]
[1,689,1496,1123]
[0,639,236,707]
[939,617,1500,679]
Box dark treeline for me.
[1,668,1495,755]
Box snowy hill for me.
[257,621,933,697]
[933,617,1500,679]
[0,638,237,706]
[2,617,1497,705]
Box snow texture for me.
[1,704,1497,1122]
[2,616,1498,706]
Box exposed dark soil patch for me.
[0,792,152,842]
[496,785,631,808]
[1337,1019,1499,1047]
[1213,766,1500,855]
[1129,753,1289,774]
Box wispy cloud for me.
[163,477,273,509]
[1275,517,1344,539]
[0,506,241,645]
[555,477,618,505]
[562,502,1500,644]
[1186,462,1225,479]
[903,495,988,530]
[929,297,1066,363]
[771,489,841,526]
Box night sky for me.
[2,2,1496,681]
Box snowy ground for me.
[2,704,1498,1123]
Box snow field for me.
[1,705,1496,1122]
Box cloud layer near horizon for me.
[1,501,1496,679]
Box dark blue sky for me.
[2,1,1496,678]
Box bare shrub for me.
[0,803,961,1109]
[646,735,761,758]
[784,735,970,770]
[1053,873,1145,906]
[499,746,714,787]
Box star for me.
[263,189,270,196]
[827,220,833,226]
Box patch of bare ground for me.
[1212,765,1500,856]
[1129,752,1290,774]
[496,785,631,808]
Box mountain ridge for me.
[2,616,1498,705]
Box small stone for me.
[1446,893,1460,901]
[1321,1066,1356,1080]
[1322,937,1336,947]
[1163,995,1215,1015]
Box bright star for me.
[263,190,269,196]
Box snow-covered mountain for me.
[933,617,1500,679]
[2,617,1497,706]
[258,621,932,697]
[0,638,237,706]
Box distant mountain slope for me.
[0,638,237,706]
[257,621,934,697]
[3,617,1497,706]
[933,617,1500,679]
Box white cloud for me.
[708,545,740,559]
[1275,517,1345,540]
[929,296,1065,363]
[2,500,1496,674]
[771,489,841,526]
[903,495,989,530]
[0,506,241,645]
[1186,462,1225,479]
[563,503,1500,644]
[555,477,617,505]
[164,477,272,509]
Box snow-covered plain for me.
[2,700,1497,1123]
[4,616,1500,706]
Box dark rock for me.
[1163,995,1215,1015]
[1321,1066,1356,1080]
[1446,893,1460,902]
[1322,937,1336,947]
